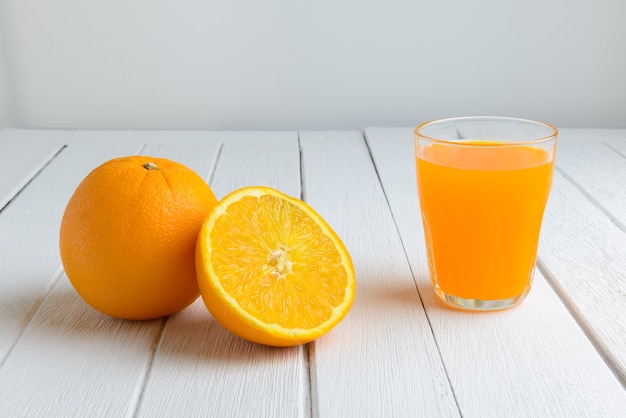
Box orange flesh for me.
[417,142,554,301]
[209,195,348,329]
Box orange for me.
[59,156,218,320]
[195,186,356,346]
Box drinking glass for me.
[414,117,558,310]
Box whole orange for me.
[59,156,218,320]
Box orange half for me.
[195,186,355,346]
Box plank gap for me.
[602,140,626,159]
[536,259,626,389]
[205,142,224,186]
[137,143,151,157]
[554,165,625,233]
[0,144,67,214]
[363,133,427,306]
[297,132,306,202]
[308,343,319,418]
[298,133,312,418]
[0,266,65,369]
[363,132,463,416]
[303,343,313,418]
[128,317,167,418]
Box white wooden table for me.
[1,128,625,417]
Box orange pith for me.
[196,186,355,346]
[59,156,218,320]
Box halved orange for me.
[195,186,355,346]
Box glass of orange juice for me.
[414,117,558,311]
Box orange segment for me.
[195,186,355,346]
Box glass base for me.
[435,288,528,311]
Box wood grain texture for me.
[0,139,147,416]
[553,129,626,229]
[539,170,626,383]
[365,127,626,416]
[0,129,70,211]
[300,131,459,417]
[602,135,626,156]
[530,128,626,384]
[2,128,624,417]
[208,139,301,200]
[0,277,162,417]
[557,128,626,154]
[136,136,308,417]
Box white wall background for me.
[1,0,625,130]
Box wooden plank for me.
[0,277,163,417]
[539,170,626,382]
[365,127,626,416]
[69,129,295,145]
[209,140,301,200]
[0,140,142,360]
[135,136,308,417]
[0,140,151,417]
[300,131,459,417]
[554,128,626,229]
[0,129,71,211]
[526,128,626,382]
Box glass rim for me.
[414,116,558,147]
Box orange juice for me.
[417,142,554,306]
